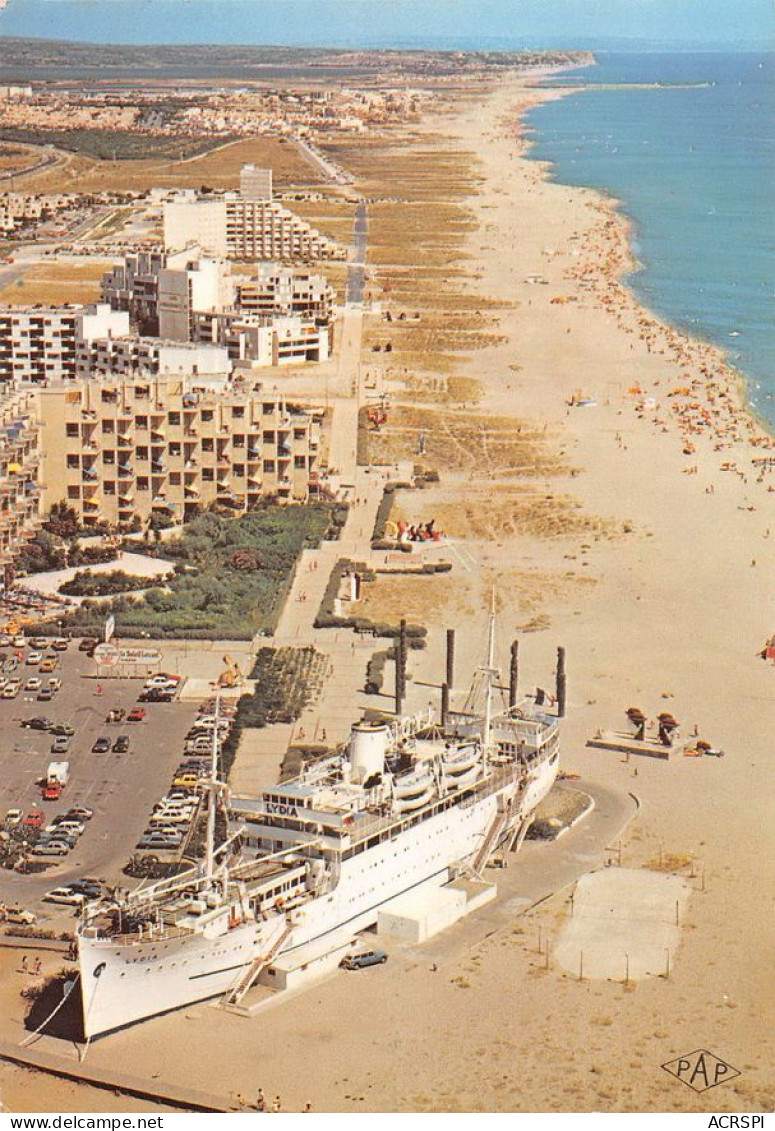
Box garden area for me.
[45,505,343,640]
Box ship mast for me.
[483,589,496,750]
[204,691,220,887]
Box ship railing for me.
[458,765,520,810]
[125,863,203,908]
[82,923,195,946]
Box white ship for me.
[77,615,560,1039]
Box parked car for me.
[4,808,23,826]
[50,723,74,737]
[78,638,99,653]
[127,707,146,722]
[0,904,36,925]
[32,842,69,856]
[54,819,85,835]
[39,658,58,674]
[50,736,71,754]
[67,879,101,898]
[67,805,94,821]
[24,677,42,692]
[43,887,86,907]
[92,737,111,754]
[23,809,44,829]
[52,639,69,651]
[38,830,77,847]
[105,708,125,723]
[22,716,53,731]
[47,678,62,692]
[139,689,175,703]
[25,652,42,666]
[112,735,130,753]
[340,950,388,970]
[37,688,55,701]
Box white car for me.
[29,638,50,650]
[2,682,20,699]
[32,842,69,856]
[54,820,85,836]
[26,652,43,666]
[43,887,86,906]
[4,808,23,826]
[47,677,62,691]
[24,677,42,692]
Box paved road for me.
[346,200,368,307]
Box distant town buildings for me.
[38,375,324,526]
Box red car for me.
[41,783,62,801]
[24,809,44,828]
[127,707,146,722]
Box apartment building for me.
[236,265,334,325]
[0,304,130,384]
[75,337,231,382]
[0,385,41,565]
[190,312,331,367]
[239,164,273,202]
[100,250,166,334]
[39,375,323,528]
[163,187,344,263]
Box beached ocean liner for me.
[77,614,560,1038]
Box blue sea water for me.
[525,53,775,427]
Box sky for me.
[0,0,773,49]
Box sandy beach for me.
[1,74,773,1114]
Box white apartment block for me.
[163,191,344,262]
[236,265,334,324]
[239,164,273,202]
[39,376,323,527]
[75,337,232,382]
[0,304,130,384]
[191,312,331,367]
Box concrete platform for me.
[553,867,692,981]
[587,729,684,759]
[378,876,496,943]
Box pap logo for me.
[662,1049,741,1093]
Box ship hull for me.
[80,753,557,1038]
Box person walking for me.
[256,1089,266,1112]
[301,1102,313,1113]
[271,1096,282,1113]
[33,957,42,976]
[20,955,28,974]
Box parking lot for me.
[0,641,203,914]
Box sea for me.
[525,53,775,428]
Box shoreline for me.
[518,77,775,450]
[520,69,773,450]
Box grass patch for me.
[50,505,336,640]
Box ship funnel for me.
[349,721,389,783]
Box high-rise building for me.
[239,164,273,202]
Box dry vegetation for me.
[362,404,569,479]
[352,572,469,624]
[397,485,619,541]
[22,136,320,195]
[0,260,109,305]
